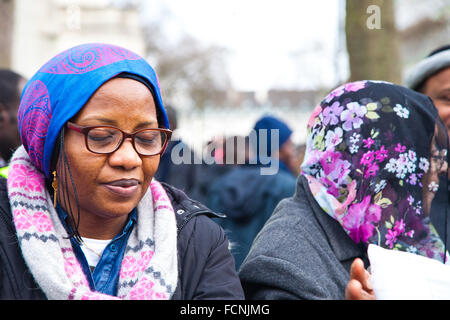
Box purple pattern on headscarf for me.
[17,80,52,172]
[39,44,142,74]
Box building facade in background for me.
[12,0,145,78]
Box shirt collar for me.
[56,204,137,239]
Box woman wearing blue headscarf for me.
[0,43,244,300]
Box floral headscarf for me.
[301,81,449,262]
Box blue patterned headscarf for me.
[17,43,169,179]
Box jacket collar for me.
[161,181,225,233]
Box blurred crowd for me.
[153,104,303,269]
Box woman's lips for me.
[102,179,140,197]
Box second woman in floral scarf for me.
[239,80,449,299]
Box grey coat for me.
[238,175,368,300]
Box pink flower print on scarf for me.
[343,81,367,92]
[120,250,155,279]
[319,150,351,187]
[128,277,166,300]
[342,196,381,243]
[150,180,173,211]
[150,182,166,202]
[8,163,44,193]
[13,209,53,232]
[324,81,368,103]
[33,211,53,232]
[307,105,322,128]
[14,209,32,230]
[63,253,90,288]
[322,101,344,126]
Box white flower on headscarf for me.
[325,127,343,149]
[385,158,397,173]
[349,144,359,154]
[374,179,387,193]
[428,181,439,192]
[419,157,430,173]
[349,132,360,144]
[393,104,409,119]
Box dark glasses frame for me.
[66,121,172,156]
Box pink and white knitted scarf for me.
[7,146,178,300]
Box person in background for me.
[187,137,237,205]
[292,143,306,176]
[0,69,27,177]
[0,43,244,300]
[252,115,298,177]
[214,135,250,166]
[238,81,448,299]
[207,115,297,270]
[154,104,198,195]
[404,44,450,137]
[155,106,233,203]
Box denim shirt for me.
[56,204,137,296]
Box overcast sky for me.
[141,0,348,92]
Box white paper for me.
[367,244,450,299]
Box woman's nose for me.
[108,138,142,169]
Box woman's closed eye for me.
[88,128,119,145]
[135,131,160,146]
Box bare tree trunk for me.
[345,0,401,84]
[0,0,14,68]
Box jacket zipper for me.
[177,210,213,234]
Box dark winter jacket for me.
[0,177,244,300]
[238,175,368,299]
[207,165,296,269]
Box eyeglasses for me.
[66,122,172,156]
